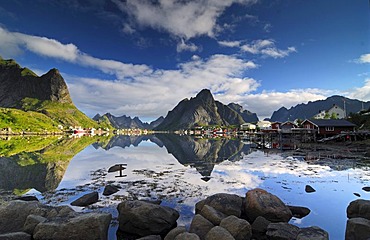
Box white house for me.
[240,123,256,131]
[257,120,271,130]
[314,104,346,119]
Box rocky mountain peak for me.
[0,57,72,108]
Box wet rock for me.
[103,185,119,196]
[117,200,179,237]
[174,232,200,240]
[108,164,126,172]
[305,185,316,193]
[220,215,252,240]
[347,199,370,220]
[205,226,235,240]
[200,205,226,225]
[196,193,243,217]
[345,217,370,240]
[288,205,311,219]
[15,196,39,202]
[266,222,300,240]
[297,226,329,240]
[189,214,214,240]
[164,226,186,240]
[354,193,361,197]
[0,232,31,240]
[70,192,99,207]
[137,235,162,240]
[251,216,270,239]
[0,200,41,234]
[23,214,46,234]
[244,188,292,223]
[195,199,206,214]
[33,212,111,240]
[362,187,370,192]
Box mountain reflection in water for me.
[1,134,370,239]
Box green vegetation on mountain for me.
[0,108,60,133]
[0,56,113,132]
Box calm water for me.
[1,134,370,239]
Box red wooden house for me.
[302,119,356,136]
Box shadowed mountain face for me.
[270,95,370,122]
[155,89,249,130]
[153,134,251,176]
[227,103,259,123]
[0,58,72,108]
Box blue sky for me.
[0,0,369,121]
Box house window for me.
[325,127,334,131]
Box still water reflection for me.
[1,134,370,239]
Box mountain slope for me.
[0,57,107,130]
[270,96,370,122]
[155,89,247,130]
[227,103,259,123]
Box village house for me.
[271,122,281,130]
[302,119,356,136]
[240,123,256,132]
[257,120,271,130]
[280,121,298,132]
[314,104,346,119]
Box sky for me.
[0,0,369,121]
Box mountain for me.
[270,95,370,122]
[0,57,71,107]
[227,103,259,123]
[94,113,164,130]
[155,89,249,130]
[0,56,107,130]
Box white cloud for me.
[218,40,241,48]
[0,26,152,80]
[219,39,297,59]
[349,78,370,101]
[357,53,370,64]
[112,0,258,40]
[176,39,199,53]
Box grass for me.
[0,108,60,132]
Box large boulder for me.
[347,199,370,220]
[103,185,119,196]
[205,226,235,240]
[117,200,179,237]
[251,216,270,239]
[244,188,292,223]
[220,215,252,240]
[189,214,214,240]
[70,192,99,207]
[23,214,47,235]
[266,222,300,240]
[0,200,41,233]
[297,226,329,240]
[195,193,243,217]
[33,212,111,240]
[174,232,200,240]
[164,226,187,240]
[200,205,226,225]
[345,217,370,240]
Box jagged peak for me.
[195,89,213,99]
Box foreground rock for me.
[297,226,329,240]
[346,199,370,239]
[70,192,99,207]
[347,199,370,220]
[345,217,370,240]
[0,200,111,240]
[196,193,243,217]
[117,200,179,237]
[33,213,111,240]
[244,188,292,223]
[288,205,311,219]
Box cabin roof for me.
[303,119,356,127]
